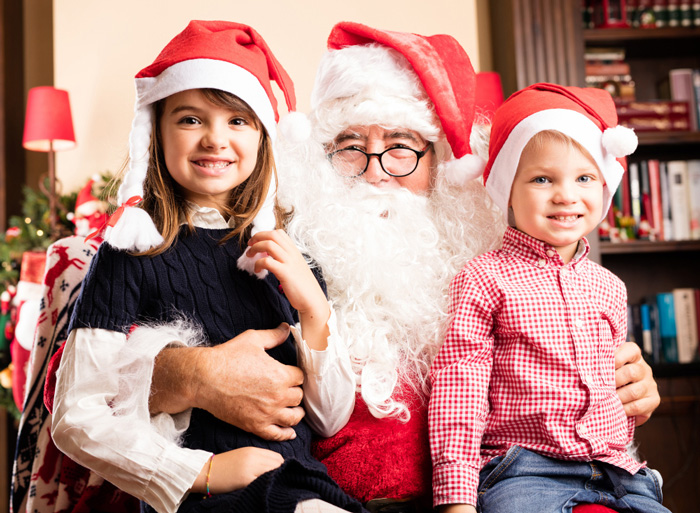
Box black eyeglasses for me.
[327,144,432,178]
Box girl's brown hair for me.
[130,88,284,256]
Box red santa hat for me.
[105,20,296,257]
[484,83,637,223]
[287,21,484,185]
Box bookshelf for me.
[489,3,700,512]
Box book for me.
[639,160,653,240]
[696,289,700,359]
[630,303,644,348]
[667,160,691,240]
[670,68,699,130]
[647,159,664,240]
[640,303,653,357]
[657,292,679,363]
[629,162,642,229]
[647,300,662,364]
[660,162,674,240]
[688,160,700,239]
[679,0,694,26]
[673,288,699,363]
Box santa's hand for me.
[614,341,659,426]
[151,324,305,441]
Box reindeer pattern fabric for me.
[11,235,139,513]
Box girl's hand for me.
[245,230,330,350]
[191,448,284,495]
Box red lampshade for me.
[475,71,504,122]
[22,86,76,152]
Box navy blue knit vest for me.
[70,226,364,513]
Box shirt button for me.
[537,258,546,267]
[574,319,584,329]
[546,249,555,257]
[584,373,593,384]
[578,425,588,435]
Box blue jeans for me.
[477,446,670,513]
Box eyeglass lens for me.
[331,147,421,177]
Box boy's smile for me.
[509,137,605,263]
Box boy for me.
[429,83,669,513]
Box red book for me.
[647,159,664,240]
[621,163,632,218]
[695,288,700,359]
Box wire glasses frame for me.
[327,143,433,178]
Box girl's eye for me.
[179,116,200,125]
[230,117,248,126]
[533,176,549,184]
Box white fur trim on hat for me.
[278,111,312,143]
[310,45,441,146]
[602,125,638,158]
[105,206,165,252]
[486,109,622,224]
[443,154,487,187]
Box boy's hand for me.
[245,230,330,350]
[191,448,284,495]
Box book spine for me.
[673,288,699,363]
[657,292,679,363]
[687,159,700,239]
[668,160,691,240]
[660,162,674,240]
[640,303,653,357]
[648,159,664,240]
[670,68,699,130]
[629,162,642,229]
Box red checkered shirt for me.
[429,227,642,507]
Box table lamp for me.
[22,86,77,237]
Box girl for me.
[51,20,360,513]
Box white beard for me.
[277,137,503,420]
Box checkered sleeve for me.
[608,272,637,442]
[429,259,499,507]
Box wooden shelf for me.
[652,362,700,378]
[600,239,700,254]
[584,26,700,43]
[637,131,700,146]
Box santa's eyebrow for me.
[333,132,364,145]
[384,131,422,143]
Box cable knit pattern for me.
[69,226,364,513]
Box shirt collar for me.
[186,202,235,229]
[502,226,590,268]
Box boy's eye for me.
[577,175,593,183]
[533,176,549,184]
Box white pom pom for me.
[236,251,268,279]
[602,125,638,158]
[104,207,164,252]
[278,111,312,144]
[443,154,487,187]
